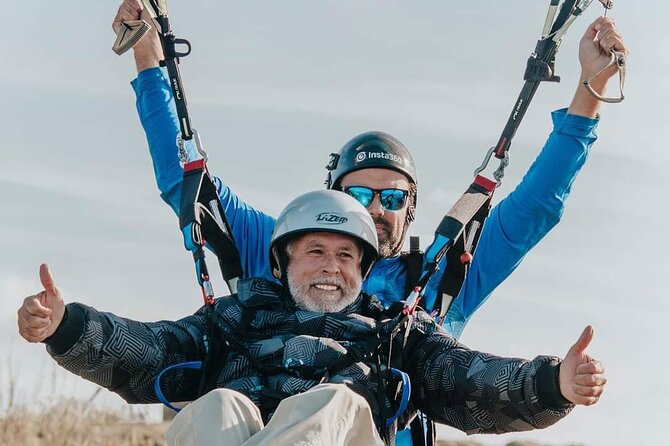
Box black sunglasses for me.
[343,186,409,211]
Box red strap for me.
[474,175,496,192]
[184,159,206,172]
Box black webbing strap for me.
[179,159,242,298]
[419,175,496,295]
[142,1,244,300]
[410,412,435,446]
[143,0,194,141]
[401,236,424,298]
[402,188,491,319]
[493,0,610,159]
[438,175,495,253]
[435,185,493,318]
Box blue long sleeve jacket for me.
[131,67,597,341]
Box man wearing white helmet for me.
[113,2,624,443]
[113,0,627,340]
[19,190,606,446]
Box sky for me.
[1,1,669,445]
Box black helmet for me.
[325,131,417,190]
[326,131,417,225]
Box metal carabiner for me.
[583,50,626,103]
[192,129,209,162]
[473,146,507,187]
[473,146,496,178]
[493,150,510,185]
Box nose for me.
[320,253,341,275]
[367,193,384,219]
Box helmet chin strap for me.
[272,245,294,298]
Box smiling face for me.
[339,168,412,258]
[286,232,363,313]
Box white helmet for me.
[270,190,378,279]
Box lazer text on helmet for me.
[316,213,348,224]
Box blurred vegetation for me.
[0,353,582,446]
[0,400,167,446]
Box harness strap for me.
[180,159,242,298]
[402,184,491,320]
[419,176,496,297]
[154,297,411,443]
[410,412,435,446]
[402,170,495,446]
[143,0,194,141]
[141,1,242,301]
[400,236,424,299]
[154,360,203,412]
[422,0,610,318]
[494,0,610,162]
[435,182,493,319]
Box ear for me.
[271,247,283,279]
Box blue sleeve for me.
[442,109,599,335]
[131,68,276,281]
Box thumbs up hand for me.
[17,264,66,343]
[558,325,607,406]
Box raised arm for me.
[113,1,277,280]
[444,18,628,335]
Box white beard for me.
[288,271,362,313]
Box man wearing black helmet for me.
[114,1,624,442]
[115,1,625,333]
[18,190,607,446]
[325,131,418,259]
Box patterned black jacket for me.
[45,278,572,436]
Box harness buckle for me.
[283,357,305,370]
[599,0,614,10]
[177,129,209,165]
[177,136,189,165]
[403,287,423,316]
[201,278,214,305]
[524,53,560,83]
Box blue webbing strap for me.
[154,361,203,413]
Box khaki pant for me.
[165,383,385,446]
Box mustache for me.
[372,216,390,231]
